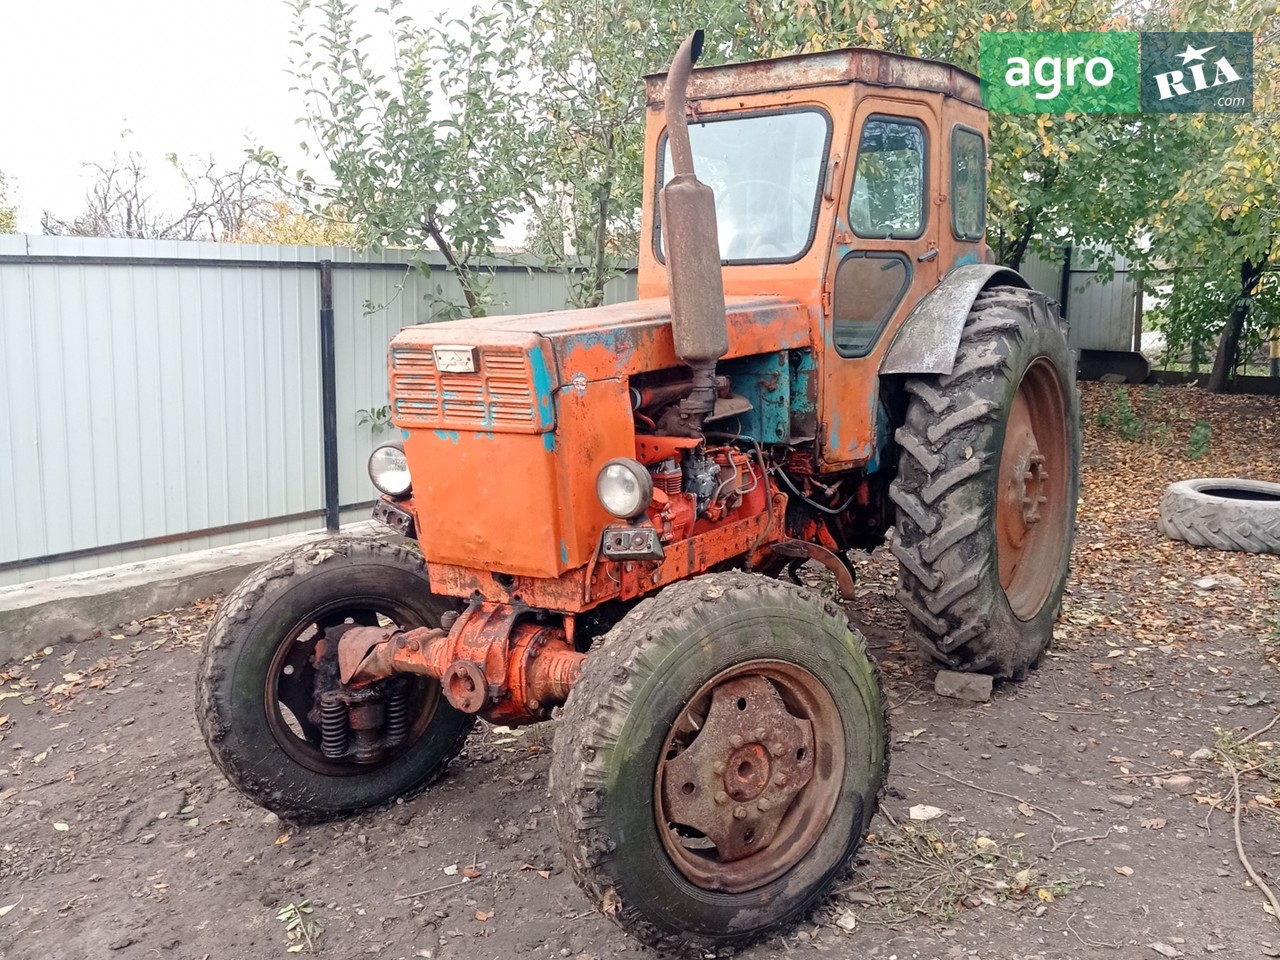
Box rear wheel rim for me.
[263,598,444,777]
[654,659,845,894]
[996,358,1070,620]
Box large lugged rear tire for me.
[196,537,473,823]
[1158,478,1280,554]
[551,572,888,954]
[890,286,1080,679]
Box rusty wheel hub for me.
[997,358,1069,620]
[655,660,843,893]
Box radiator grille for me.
[391,347,543,432]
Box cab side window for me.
[832,253,911,357]
[951,126,985,241]
[849,117,926,239]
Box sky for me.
[0,0,448,232]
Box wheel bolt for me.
[774,773,789,787]
[769,742,785,757]
[733,806,748,820]
[729,734,744,749]
[758,798,772,812]
[715,791,729,806]
[754,728,766,740]
[712,761,726,775]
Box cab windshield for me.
[658,108,830,264]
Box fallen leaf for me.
[1018,801,1036,817]
[1141,817,1167,830]
[1150,943,1183,958]
[32,751,47,764]
[1115,865,1134,877]
[1037,887,1054,902]
[975,836,998,850]
[53,822,69,832]
[275,833,291,845]
[537,870,551,879]
[834,909,858,932]
[443,863,459,876]
[602,887,622,916]
[908,804,944,821]
[463,866,482,879]
[0,900,19,917]
[474,910,493,921]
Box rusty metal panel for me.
[645,48,981,107]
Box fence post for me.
[319,260,340,532]
[1058,245,1072,320]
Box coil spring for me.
[320,691,349,759]
[383,681,410,749]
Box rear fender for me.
[879,265,1030,376]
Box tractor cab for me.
[638,48,992,470]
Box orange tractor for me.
[198,33,1079,951]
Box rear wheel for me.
[551,573,888,953]
[890,285,1080,678]
[196,537,473,822]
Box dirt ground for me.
[3,383,1280,960]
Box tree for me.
[272,0,538,317]
[515,0,747,307]
[229,199,355,245]
[40,151,293,241]
[1122,0,1278,390]
[41,152,186,239]
[0,170,16,233]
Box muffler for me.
[658,30,728,438]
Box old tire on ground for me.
[1158,478,1280,554]
[196,537,473,823]
[890,285,1080,679]
[551,572,888,953]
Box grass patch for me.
[1215,727,1280,786]
[831,824,1085,926]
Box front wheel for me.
[196,537,473,823]
[890,285,1081,678]
[551,573,888,953]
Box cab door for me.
[818,93,942,470]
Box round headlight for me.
[596,458,653,520]
[369,443,412,498]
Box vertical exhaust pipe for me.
[659,30,728,437]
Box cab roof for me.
[644,47,983,109]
